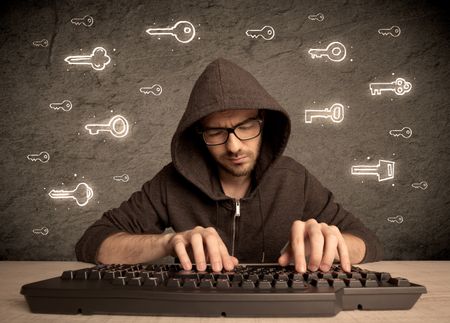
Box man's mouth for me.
[228,156,248,164]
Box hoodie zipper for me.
[231,199,240,257]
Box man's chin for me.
[220,162,253,177]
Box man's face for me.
[201,109,262,177]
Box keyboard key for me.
[199,278,214,288]
[242,280,256,289]
[344,278,362,288]
[388,277,410,287]
[61,270,74,280]
[257,280,272,289]
[128,277,144,286]
[291,279,308,289]
[167,278,182,288]
[311,278,330,287]
[274,280,288,289]
[112,276,127,286]
[183,278,198,288]
[143,277,159,288]
[361,279,378,287]
[216,278,231,289]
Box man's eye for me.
[238,121,257,130]
[206,130,224,137]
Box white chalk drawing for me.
[146,20,196,44]
[48,182,93,207]
[140,84,162,96]
[85,115,129,138]
[387,215,403,224]
[49,100,72,112]
[378,25,401,38]
[369,77,412,96]
[32,39,49,47]
[64,47,111,71]
[412,181,428,190]
[32,227,49,235]
[113,174,129,182]
[351,159,395,181]
[27,151,50,163]
[70,15,94,27]
[308,13,324,21]
[305,103,344,123]
[245,25,275,40]
[389,127,412,139]
[308,41,346,62]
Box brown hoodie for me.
[75,58,383,264]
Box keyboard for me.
[21,263,426,317]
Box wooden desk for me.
[2,261,449,322]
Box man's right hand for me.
[167,226,238,272]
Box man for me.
[76,58,383,273]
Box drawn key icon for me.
[64,47,111,71]
[85,115,129,138]
[146,21,196,44]
[308,41,347,62]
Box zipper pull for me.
[235,199,240,217]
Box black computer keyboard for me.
[21,263,426,317]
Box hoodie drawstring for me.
[257,189,266,263]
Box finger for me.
[173,239,192,270]
[204,232,222,272]
[291,220,307,273]
[306,222,324,271]
[277,250,291,267]
[190,232,207,271]
[320,226,339,272]
[230,256,239,266]
[218,241,235,271]
[337,233,351,272]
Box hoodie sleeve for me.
[302,169,383,263]
[75,166,170,263]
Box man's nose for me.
[225,133,242,153]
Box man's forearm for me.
[96,232,175,264]
[341,233,366,264]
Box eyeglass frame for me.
[197,117,264,146]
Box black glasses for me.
[199,118,263,146]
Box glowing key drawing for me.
[369,77,412,96]
[113,174,129,182]
[146,20,196,44]
[308,41,346,62]
[32,227,49,235]
[48,182,93,207]
[64,47,111,71]
[140,84,162,96]
[27,151,50,163]
[32,39,49,47]
[245,25,275,40]
[387,215,403,224]
[378,26,401,38]
[305,103,344,123]
[412,181,428,190]
[351,159,395,181]
[85,115,129,138]
[70,15,94,27]
[308,13,324,21]
[49,100,72,112]
[389,127,412,138]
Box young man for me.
[76,58,383,273]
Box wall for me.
[1,0,449,260]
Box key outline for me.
[389,127,412,139]
[27,151,50,163]
[64,47,111,71]
[85,115,129,138]
[32,227,50,235]
[146,20,196,44]
[70,15,94,27]
[411,181,428,190]
[308,13,324,21]
[308,41,347,62]
[351,159,395,182]
[305,103,345,123]
[245,25,275,41]
[32,39,49,47]
[113,174,130,182]
[48,182,93,207]
[378,25,401,38]
[140,84,163,96]
[369,77,412,96]
[49,100,73,112]
[387,215,404,224]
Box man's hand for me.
[167,226,238,272]
[278,219,356,273]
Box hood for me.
[170,58,291,200]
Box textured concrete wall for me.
[0,0,449,260]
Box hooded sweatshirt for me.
[75,58,383,264]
